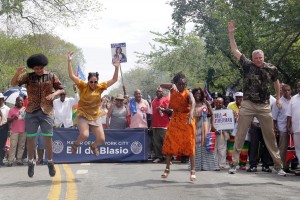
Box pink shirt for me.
[128,99,151,128]
[8,107,26,133]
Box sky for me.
[56,0,173,88]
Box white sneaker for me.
[229,165,237,174]
[274,168,287,176]
[152,158,161,163]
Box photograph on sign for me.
[111,43,127,63]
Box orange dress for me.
[162,89,196,156]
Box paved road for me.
[0,161,299,200]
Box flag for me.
[76,65,86,80]
[204,83,212,101]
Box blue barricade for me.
[52,128,148,163]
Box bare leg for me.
[190,155,196,181]
[161,155,172,178]
[27,137,35,160]
[44,136,53,161]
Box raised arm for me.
[11,66,26,86]
[67,52,80,85]
[107,58,120,87]
[228,20,242,60]
[160,83,178,92]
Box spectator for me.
[211,92,223,109]
[247,95,275,173]
[128,89,152,128]
[53,86,79,128]
[106,94,128,129]
[191,87,218,171]
[151,87,170,163]
[287,82,300,176]
[11,53,64,178]
[7,96,26,167]
[0,93,10,166]
[100,96,110,129]
[128,89,152,158]
[272,84,292,172]
[215,97,230,169]
[227,92,249,170]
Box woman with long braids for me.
[160,72,196,182]
[67,52,119,156]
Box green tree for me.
[0,0,103,34]
[0,32,84,94]
[138,32,242,94]
[109,67,170,100]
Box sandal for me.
[90,143,100,157]
[71,142,79,154]
[161,169,170,179]
[190,170,196,182]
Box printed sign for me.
[111,43,127,63]
[213,109,235,130]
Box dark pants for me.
[0,123,9,161]
[249,126,273,168]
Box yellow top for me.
[227,102,239,112]
[77,79,107,121]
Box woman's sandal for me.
[190,170,196,182]
[90,143,100,157]
[71,142,79,154]
[161,169,170,179]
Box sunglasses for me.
[89,81,98,84]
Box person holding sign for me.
[67,52,119,157]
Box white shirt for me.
[0,104,10,124]
[286,94,300,133]
[53,94,79,128]
[272,96,291,132]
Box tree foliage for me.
[109,67,170,100]
[137,32,242,94]
[0,32,84,94]
[169,0,300,89]
[0,0,103,34]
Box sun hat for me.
[115,94,124,100]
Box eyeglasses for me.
[89,81,98,84]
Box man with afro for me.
[11,53,64,178]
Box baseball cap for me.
[0,93,4,98]
[235,92,243,97]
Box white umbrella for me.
[3,87,27,104]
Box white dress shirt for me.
[0,104,10,124]
[53,94,79,128]
[272,96,291,132]
[286,94,300,133]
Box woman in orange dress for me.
[160,72,196,182]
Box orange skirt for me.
[162,113,196,156]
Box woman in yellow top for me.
[67,52,119,156]
[160,72,196,182]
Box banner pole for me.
[119,63,127,96]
